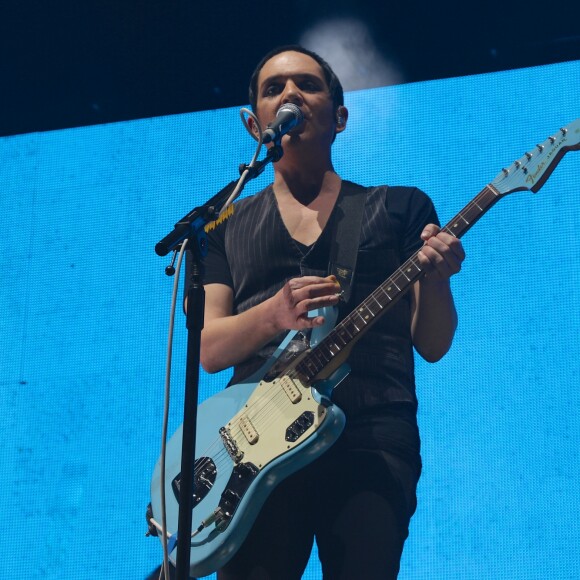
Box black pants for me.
[218,411,421,580]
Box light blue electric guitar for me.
[150,120,580,577]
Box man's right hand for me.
[270,275,342,331]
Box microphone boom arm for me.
[154,144,283,257]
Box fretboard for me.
[295,184,502,382]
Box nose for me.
[281,80,304,106]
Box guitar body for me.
[150,310,349,577]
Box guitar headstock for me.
[491,118,580,195]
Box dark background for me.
[1,0,579,137]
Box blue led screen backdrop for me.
[1,60,579,578]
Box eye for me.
[301,80,320,91]
[264,84,281,97]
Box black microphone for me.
[262,103,304,144]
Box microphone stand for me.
[154,144,282,580]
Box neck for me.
[274,167,340,205]
[272,145,338,204]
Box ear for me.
[247,115,261,140]
[335,106,348,134]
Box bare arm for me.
[411,224,465,362]
[199,276,341,373]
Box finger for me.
[297,313,327,328]
[288,301,335,329]
[430,236,465,265]
[287,275,338,290]
[291,293,340,321]
[280,279,340,328]
[303,292,341,312]
[287,278,341,304]
[433,232,464,256]
[417,245,446,271]
[418,243,462,278]
[420,224,441,241]
[420,227,466,268]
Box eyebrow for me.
[259,73,325,89]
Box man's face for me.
[254,51,341,148]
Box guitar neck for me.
[295,184,502,383]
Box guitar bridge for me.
[219,426,244,463]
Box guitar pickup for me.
[239,415,259,444]
[279,375,302,403]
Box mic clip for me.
[238,145,284,177]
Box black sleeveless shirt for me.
[200,181,439,417]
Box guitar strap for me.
[327,180,369,303]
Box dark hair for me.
[248,45,344,112]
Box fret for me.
[297,358,319,378]
[333,328,351,346]
[367,296,383,315]
[353,307,370,327]
[341,312,360,339]
[350,318,362,332]
[405,261,421,275]
[339,319,358,338]
[378,285,394,301]
[326,341,341,356]
[288,118,580,385]
[298,358,312,376]
[475,188,499,211]
[408,257,422,273]
[445,222,462,237]
[314,184,494,366]
[392,271,411,290]
[462,203,484,222]
[370,294,384,311]
[308,356,324,373]
[400,267,411,282]
[364,297,382,317]
[443,187,500,240]
[303,187,504,382]
[357,304,375,324]
[312,347,331,365]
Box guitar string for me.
[201,187,502,484]
[191,190,496,479]
[176,140,570,534]
[181,387,303,533]
[188,380,308,484]
[191,352,346,487]
[260,188,496,388]
[182,385,306,532]
[170,138,555,531]
[189,221,502,540]
[188,290,400,527]
[187,377,305,481]
[198,375,309,462]
[190,187,501,511]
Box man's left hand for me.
[417,224,465,283]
